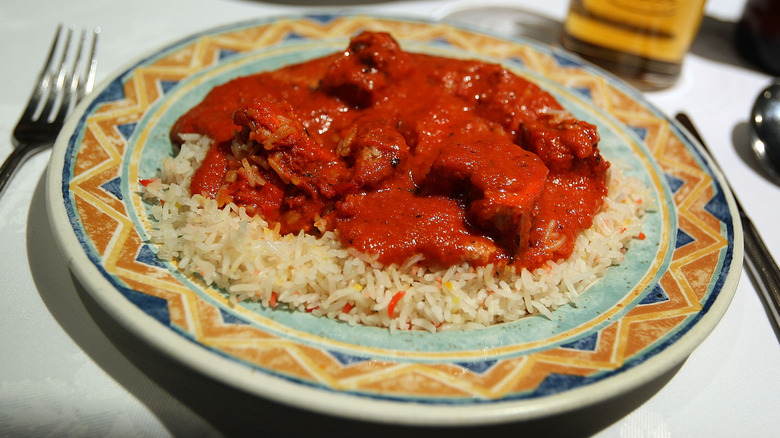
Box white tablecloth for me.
[2,0,779,436]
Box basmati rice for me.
[142,134,653,332]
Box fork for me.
[0,24,99,198]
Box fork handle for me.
[0,143,45,198]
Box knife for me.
[675,112,780,331]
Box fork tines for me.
[30,24,100,124]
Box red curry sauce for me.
[171,32,609,270]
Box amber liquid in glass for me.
[561,0,706,90]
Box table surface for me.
[2,0,779,436]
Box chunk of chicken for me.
[335,115,410,190]
[442,62,607,175]
[519,114,604,173]
[320,31,412,107]
[422,135,548,253]
[233,100,348,198]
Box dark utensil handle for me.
[0,144,34,198]
[675,112,780,329]
[742,215,780,327]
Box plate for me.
[46,15,741,426]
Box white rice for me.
[142,134,653,332]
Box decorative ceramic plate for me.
[47,15,741,426]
